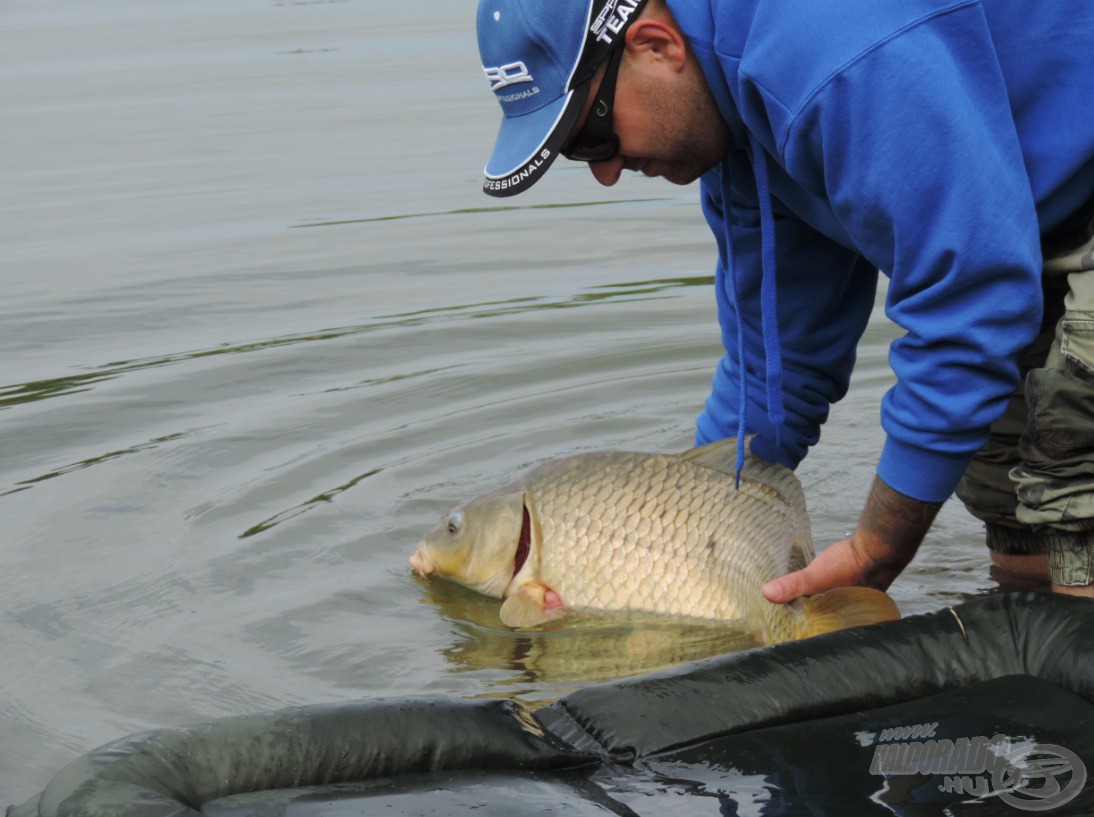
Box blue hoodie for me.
[671,0,1094,502]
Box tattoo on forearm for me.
[860,476,944,556]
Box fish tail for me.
[794,587,900,638]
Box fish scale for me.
[513,447,802,628]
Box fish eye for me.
[446,512,463,534]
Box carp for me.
[411,437,898,642]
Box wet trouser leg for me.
[955,213,1094,586]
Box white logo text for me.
[484,61,534,91]
[592,0,640,45]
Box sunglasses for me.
[561,46,625,163]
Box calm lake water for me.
[1,0,1017,806]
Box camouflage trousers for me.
[955,210,1094,585]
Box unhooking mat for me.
[8,592,1094,817]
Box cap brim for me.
[482,76,592,198]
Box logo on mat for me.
[484,61,533,91]
[865,724,1087,812]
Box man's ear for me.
[624,17,688,71]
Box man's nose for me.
[589,156,624,186]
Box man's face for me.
[572,47,730,188]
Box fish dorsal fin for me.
[679,435,747,473]
[681,436,807,511]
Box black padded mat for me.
[202,675,1093,816]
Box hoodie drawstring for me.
[721,136,786,486]
[720,163,748,487]
[749,134,785,441]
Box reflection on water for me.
[418,578,756,707]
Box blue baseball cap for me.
[477,0,648,197]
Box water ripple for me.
[289,198,671,230]
[0,431,189,497]
[238,466,383,539]
[0,275,714,413]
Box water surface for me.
[0,0,1013,804]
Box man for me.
[475,0,1094,601]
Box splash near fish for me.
[411,437,898,643]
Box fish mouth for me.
[409,547,434,575]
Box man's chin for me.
[664,173,702,186]
[644,159,717,186]
[660,168,707,186]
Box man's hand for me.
[762,475,943,604]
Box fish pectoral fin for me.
[794,587,900,638]
[499,582,567,629]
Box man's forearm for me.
[762,473,944,602]
[854,475,944,589]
